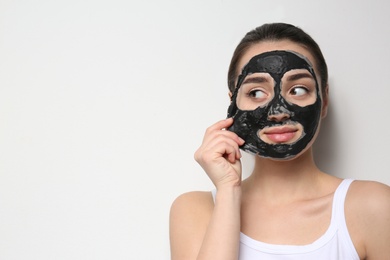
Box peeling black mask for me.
[227,50,322,159]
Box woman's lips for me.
[263,126,298,143]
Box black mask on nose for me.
[227,51,322,159]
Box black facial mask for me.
[227,50,322,159]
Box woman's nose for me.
[267,112,290,122]
[267,104,291,122]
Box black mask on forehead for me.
[227,50,322,159]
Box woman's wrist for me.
[215,186,242,204]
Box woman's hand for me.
[170,118,244,260]
[194,118,245,189]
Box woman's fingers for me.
[202,118,244,146]
[195,118,245,170]
[194,117,245,189]
[203,134,242,161]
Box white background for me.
[1,0,389,259]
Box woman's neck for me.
[242,149,328,205]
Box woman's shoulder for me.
[347,180,390,225]
[169,191,214,258]
[170,191,214,216]
[347,179,390,207]
[346,180,390,258]
[346,180,390,220]
[169,190,214,234]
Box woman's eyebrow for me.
[285,72,314,81]
[242,76,270,84]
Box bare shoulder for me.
[346,180,390,259]
[347,180,390,209]
[169,191,214,260]
[346,180,390,225]
[170,191,214,222]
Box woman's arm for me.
[170,118,244,260]
[169,191,214,260]
[362,182,390,259]
[170,188,241,260]
[346,181,390,259]
[197,186,241,260]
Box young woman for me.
[169,23,390,260]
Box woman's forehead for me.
[242,51,314,76]
[238,40,319,75]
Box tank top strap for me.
[330,178,359,257]
[331,179,354,223]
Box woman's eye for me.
[290,86,308,96]
[248,89,267,99]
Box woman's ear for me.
[321,84,329,118]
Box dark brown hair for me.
[227,23,328,97]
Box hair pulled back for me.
[227,23,328,97]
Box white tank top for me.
[211,179,360,259]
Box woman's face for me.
[227,40,327,160]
